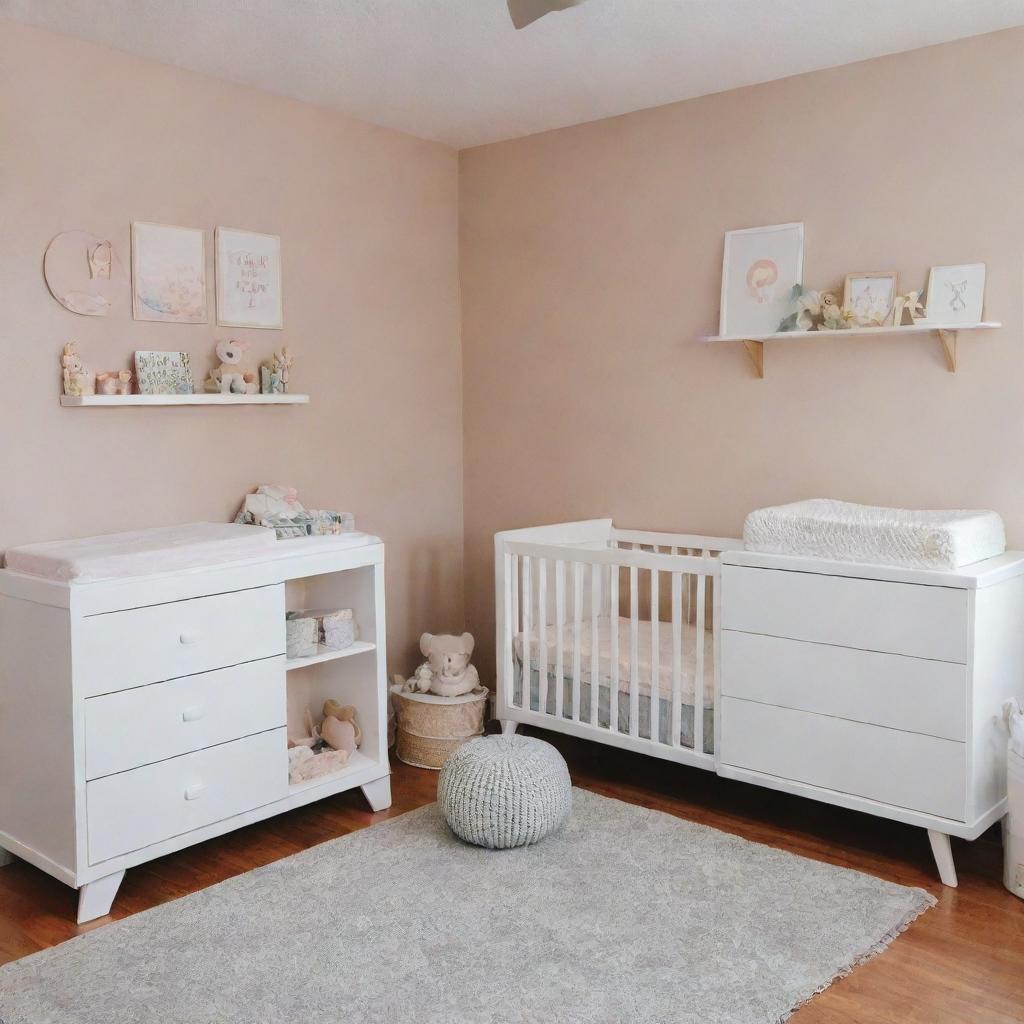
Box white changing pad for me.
[743,499,1005,570]
[5,522,278,582]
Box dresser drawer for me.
[78,585,285,696]
[720,697,965,820]
[85,658,286,780]
[721,631,967,740]
[86,727,287,864]
[721,565,968,663]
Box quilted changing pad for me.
[743,499,1006,570]
[4,522,278,582]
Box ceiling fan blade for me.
[507,0,589,30]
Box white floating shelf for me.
[287,749,378,795]
[285,640,376,672]
[60,393,309,407]
[703,321,1001,378]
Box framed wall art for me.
[925,263,986,325]
[719,222,804,337]
[843,271,900,327]
[215,227,283,329]
[131,222,208,324]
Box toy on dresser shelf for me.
[286,702,362,784]
[204,339,258,395]
[233,484,355,539]
[399,632,484,698]
[61,342,95,396]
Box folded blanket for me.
[743,498,1005,570]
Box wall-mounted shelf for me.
[60,393,309,407]
[703,321,1001,378]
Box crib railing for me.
[494,520,739,770]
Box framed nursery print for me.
[843,271,899,327]
[925,263,986,325]
[216,227,283,329]
[131,222,208,324]
[719,222,803,337]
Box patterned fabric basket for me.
[395,690,488,770]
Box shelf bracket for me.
[937,330,957,373]
[743,340,765,378]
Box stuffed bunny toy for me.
[209,339,258,394]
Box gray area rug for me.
[0,789,933,1024]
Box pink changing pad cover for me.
[5,522,278,582]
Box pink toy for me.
[207,339,258,394]
[320,700,362,754]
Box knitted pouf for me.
[438,734,572,849]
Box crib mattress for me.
[742,498,1005,571]
[514,616,714,707]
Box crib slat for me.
[629,565,639,737]
[694,570,706,755]
[503,552,516,716]
[572,561,583,722]
[511,553,519,637]
[649,569,659,743]
[590,564,600,728]
[537,557,548,718]
[554,559,565,720]
[521,556,532,712]
[671,571,682,748]
[609,564,619,733]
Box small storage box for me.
[285,615,318,659]
[395,690,488,770]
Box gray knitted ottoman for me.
[438,734,572,849]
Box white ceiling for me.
[4,0,1024,148]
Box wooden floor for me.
[1,729,1022,1022]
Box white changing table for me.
[719,549,1024,886]
[0,533,391,922]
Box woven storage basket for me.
[395,689,488,770]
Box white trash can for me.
[1003,699,1024,899]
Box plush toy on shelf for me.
[61,341,95,396]
[320,700,362,754]
[204,339,258,395]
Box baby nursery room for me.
[1,2,1023,1022]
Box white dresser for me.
[0,534,391,922]
[718,549,1024,886]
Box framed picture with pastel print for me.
[131,222,208,324]
[843,271,899,327]
[719,222,804,337]
[924,263,986,325]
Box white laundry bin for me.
[1003,699,1024,899]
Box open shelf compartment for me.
[283,560,386,794]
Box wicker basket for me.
[395,689,488,770]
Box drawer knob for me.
[179,630,201,646]
[184,783,206,801]
[181,705,205,723]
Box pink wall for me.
[0,21,464,672]
[460,28,1024,680]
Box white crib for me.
[494,519,740,770]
